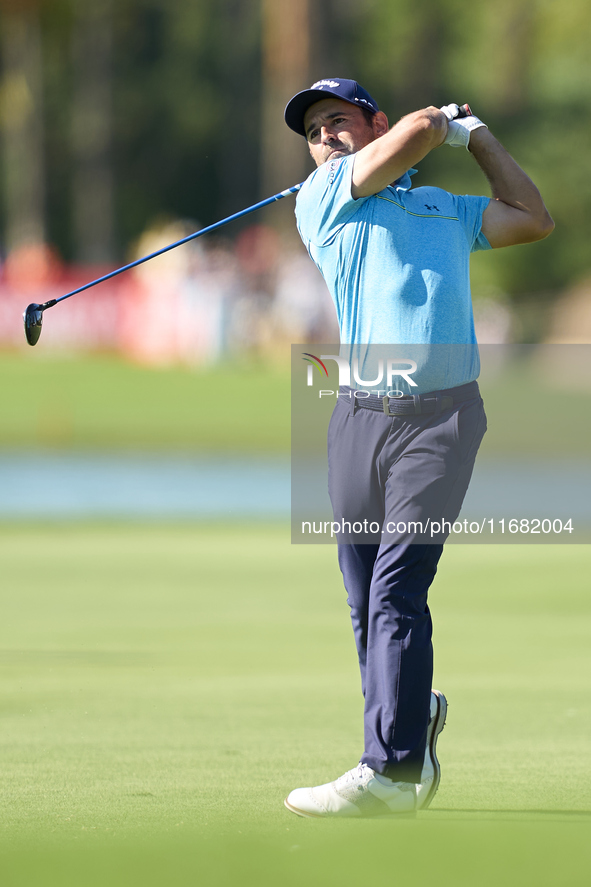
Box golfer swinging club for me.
[283,79,554,818]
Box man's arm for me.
[352,108,447,199]
[469,128,554,248]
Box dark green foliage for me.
[0,0,589,307]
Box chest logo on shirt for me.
[377,193,459,221]
[328,159,340,185]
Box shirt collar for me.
[392,168,417,191]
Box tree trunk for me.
[71,0,114,264]
[260,0,310,235]
[0,2,45,251]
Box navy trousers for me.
[327,386,487,781]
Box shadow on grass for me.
[430,808,591,817]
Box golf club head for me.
[23,303,44,346]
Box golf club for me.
[23,104,474,345]
[23,183,303,345]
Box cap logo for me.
[311,80,340,89]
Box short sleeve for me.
[295,155,370,248]
[453,194,492,253]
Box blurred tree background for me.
[0,0,589,342]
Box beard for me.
[322,142,352,163]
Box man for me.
[283,79,554,818]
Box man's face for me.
[303,98,378,167]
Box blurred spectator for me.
[472,293,515,344]
[120,220,204,365]
[273,251,339,344]
[544,276,591,344]
[3,242,62,292]
[226,225,281,356]
[1,225,335,359]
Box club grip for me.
[456,103,472,118]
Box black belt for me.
[347,380,479,417]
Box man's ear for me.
[372,111,389,137]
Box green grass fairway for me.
[0,354,290,452]
[0,524,590,885]
[2,350,591,456]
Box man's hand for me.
[352,107,447,198]
[440,103,487,149]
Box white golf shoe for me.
[284,763,416,818]
[285,689,447,818]
[416,689,448,809]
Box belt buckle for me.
[382,395,404,417]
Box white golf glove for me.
[440,104,487,149]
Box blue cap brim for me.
[284,89,365,137]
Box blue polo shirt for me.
[295,154,491,393]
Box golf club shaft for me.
[41,183,303,311]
